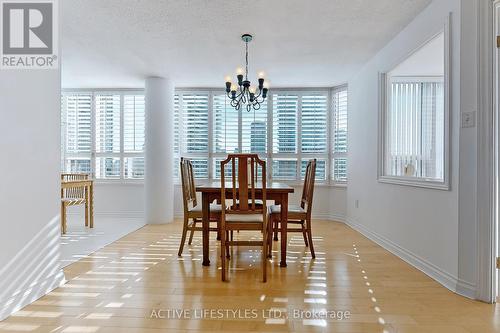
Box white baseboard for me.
[72,211,346,223]
[68,211,144,219]
[0,270,66,321]
[344,218,476,299]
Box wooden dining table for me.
[196,181,294,268]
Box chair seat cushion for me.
[270,204,305,215]
[225,213,263,223]
[189,203,222,213]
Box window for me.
[62,86,349,184]
[61,93,92,173]
[332,86,348,182]
[61,91,145,180]
[176,92,210,178]
[379,30,448,189]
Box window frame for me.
[62,86,348,186]
[62,88,145,182]
[377,20,450,190]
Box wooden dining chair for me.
[220,154,268,282]
[269,159,317,258]
[60,173,90,234]
[178,158,222,257]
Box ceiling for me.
[61,0,432,88]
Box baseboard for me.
[0,270,66,321]
[68,211,144,219]
[70,211,346,223]
[344,218,476,299]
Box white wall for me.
[0,57,64,319]
[71,183,346,222]
[347,0,478,298]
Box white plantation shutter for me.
[123,95,145,153]
[95,94,120,153]
[332,86,348,182]
[173,94,180,178]
[180,93,209,178]
[301,94,327,153]
[333,89,348,153]
[272,94,298,154]
[272,94,298,179]
[242,100,267,153]
[123,94,145,179]
[61,93,92,173]
[182,94,209,153]
[213,94,239,154]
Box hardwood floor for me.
[0,220,498,333]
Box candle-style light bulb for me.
[249,86,257,94]
[258,71,265,79]
[263,81,270,89]
[224,75,232,83]
[230,83,238,92]
[236,67,244,75]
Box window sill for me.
[378,175,449,191]
[94,179,348,188]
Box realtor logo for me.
[1,0,58,69]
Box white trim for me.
[344,218,475,299]
[476,0,497,303]
[377,15,451,191]
[378,175,450,191]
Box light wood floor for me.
[1,220,498,333]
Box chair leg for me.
[221,229,227,282]
[188,219,196,245]
[61,202,67,235]
[84,200,89,227]
[301,221,309,247]
[262,225,267,283]
[226,231,231,258]
[178,216,189,257]
[306,218,315,259]
[273,217,279,241]
[217,220,221,241]
[267,219,273,258]
[230,230,234,241]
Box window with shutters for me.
[61,93,92,174]
[379,30,449,189]
[61,91,145,180]
[332,86,348,182]
[62,86,348,185]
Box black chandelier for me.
[225,34,269,112]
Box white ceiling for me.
[61,0,432,88]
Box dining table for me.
[196,181,294,268]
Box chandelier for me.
[225,34,269,112]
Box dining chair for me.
[269,158,317,258]
[220,154,268,282]
[60,173,89,234]
[178,158,221,257]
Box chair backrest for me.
[300,159,317,216]
[61,173,89,199]
[180,158,197,213]
[220,154,267,217]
